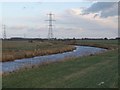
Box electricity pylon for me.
[45,12,55,39]
[2,24,6,39]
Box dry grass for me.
[2,40,75,62]
[2,39,118,62]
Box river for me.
[1,46,107,73]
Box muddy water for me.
[1,46,107,73]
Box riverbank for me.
[2,40,76,62]
[3,48,118,88]
[74,39,118,50]
[2,40,118,62]
[2,40,118,88]
[2,46,106,73]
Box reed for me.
[2,44,76,62]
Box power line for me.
[2,24,6,39]
[45,12,55,39]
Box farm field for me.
[2,39,118,88]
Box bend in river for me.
[1,46,107,73]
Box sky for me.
[0,0,118,39]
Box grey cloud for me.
[85,0,119,2]
[54,12,117,38]
[83,2,118,18]
[85,2,115,12]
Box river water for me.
[1,46,107,73]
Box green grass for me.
[3,49,118,88]
[75,40,118,50]
[2,39,118,88]
[76,40,118,45]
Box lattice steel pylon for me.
[2,24,6,39]
[45,12,55,39]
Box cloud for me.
[83,2,118,18]
[4,7,118,39]
[53,8,118,38]
[64,8,117,29]
[2,2,118,39]
[66,8,84,15]
[85,0,119,2]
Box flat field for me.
[2,39,118,88]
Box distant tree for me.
[73,37,76,40]
[104,37,108,40]
[116,37,120,40]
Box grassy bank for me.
[2,40,118,88]
[2,40,75,62]
[3,49,118,88]
[75,39,118,50]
